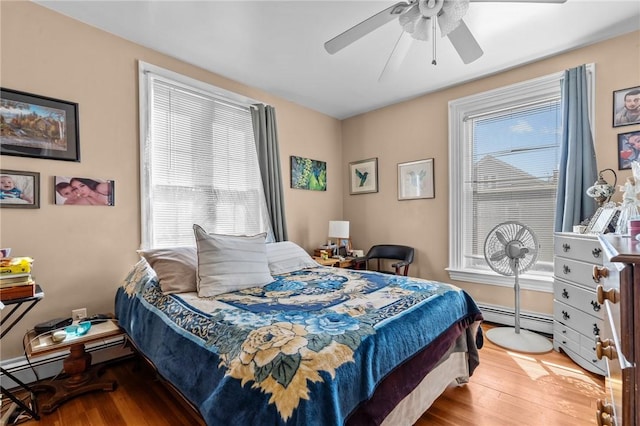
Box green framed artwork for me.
[290,156,327,191]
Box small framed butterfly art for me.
[349,157,378,195]
[397,158,434,201]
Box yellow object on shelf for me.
[0,257,33,275]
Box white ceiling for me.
[35,0,640,119]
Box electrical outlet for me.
[72,308,87,321]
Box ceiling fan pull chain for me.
[432,19,437,65]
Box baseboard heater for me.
[0,335,131,390]
[477,303,553,336]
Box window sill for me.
[446,268,553,293]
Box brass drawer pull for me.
[592,247,601,258]
[561,288,569,299]
[595,338,617,360]
[563,265,571,274]
[596,399,614,426]
[593,324,600,336]
[562,310,570,321]
[596,285,619,304]
[592,265,609,283]
[590,300,601,312]
[562,243,570,252]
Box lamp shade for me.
[328,221,350,239]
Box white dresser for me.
[553,232,608,375]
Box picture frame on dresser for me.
[585,206,617,234]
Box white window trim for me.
[447,64,595,293]
[137,61,264,248]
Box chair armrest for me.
[390,261,409,268]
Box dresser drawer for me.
[554,300,604,338]
[554,233,604,265]
[553,279,604,320]
[553,257,612,291]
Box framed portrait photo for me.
[585,205,618,234]
[618,130,640,170]
[0,169,40,209]
[54,176,115,206]
[613,86,640,128]
[398,158,435,200]
[0,88,80,161]
[349,158,378,195]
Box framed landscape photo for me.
[0,169,40,209]
[398,158,435,200]
[0,88,80,161]
[613,86,640,128]
[349,157,378,195]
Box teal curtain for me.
[554,65,597,232]
[251,104,288,242]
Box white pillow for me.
[266,241,319,274]
[137,246,197,294]
[193,224,274,297]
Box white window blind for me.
[465,99,561,274]
[448,66,595,292]
[140,64,272,248]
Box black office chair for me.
[352,244,415,276]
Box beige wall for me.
[1,1,638,359]
[342,31,640,313]
[0,2,342,358]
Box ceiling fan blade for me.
[470,0,566,3]
[379,30,414,82]
[325,1,412,54]
[446,19,483,64]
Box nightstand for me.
[313,257,354,268]
[25,318,124,414]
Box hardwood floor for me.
[8,324,603,425]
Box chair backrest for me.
[365,244,415,276]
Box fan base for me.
[485,327,553,354]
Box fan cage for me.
[484,221,538,276]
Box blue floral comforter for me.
[115,259,482,425]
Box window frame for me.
[447,65,595,293]
[138,61,266,249]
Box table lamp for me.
[328,220,350,256]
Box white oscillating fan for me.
[483,221,552,353]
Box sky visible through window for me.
[474,104,561,180]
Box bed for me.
[114,240,483,425]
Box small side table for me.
[313,257,354,268]
[25,318,124,414]
[0,285,44,420]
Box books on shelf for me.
[0,283,36,301]
[0,257,36,301]
[0,257,33,275]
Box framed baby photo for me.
[0,169,40,209]
[618,130,640,170]
[0,87,80,161]
[54,176,115,206]
[613,86,640,128]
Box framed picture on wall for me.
[613,85,640,127]
[397,158,435,200]
[618,130,640,170]
[349,157,378,195]
[0,169,40,209]
[0,88,80,161]
[54,176,115,206]
[290,156,327,191]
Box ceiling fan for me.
[324,0,567,79]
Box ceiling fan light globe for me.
[418,0,444,18]
[412,17,432,41]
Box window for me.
[448,66,594,292]
[139,62,273,248]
